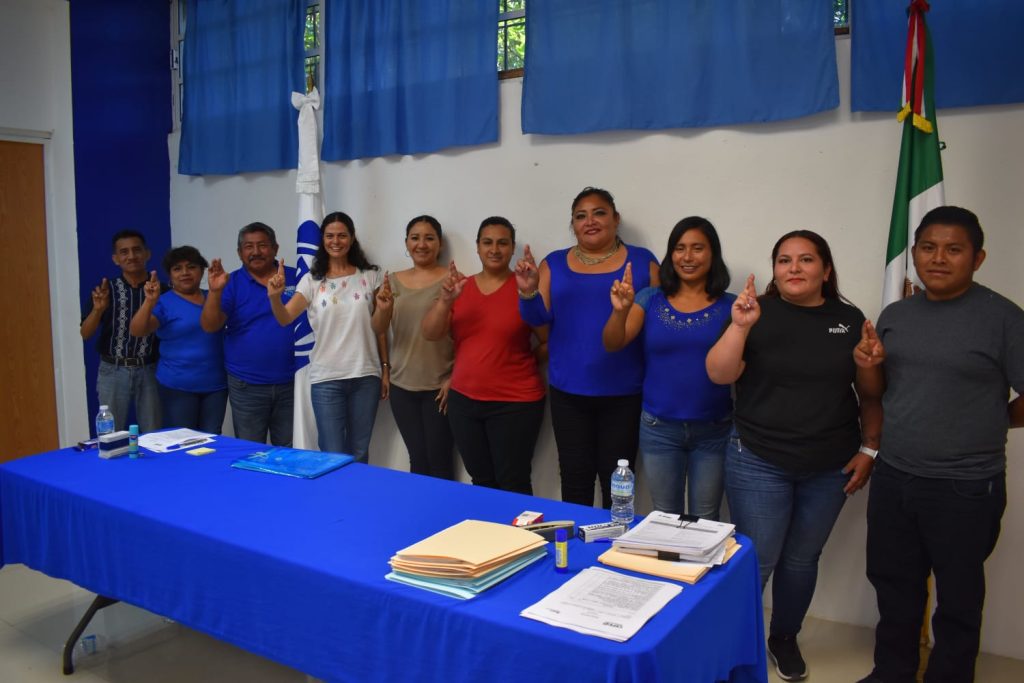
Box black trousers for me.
[548,387,642,508]
[446,389,545,495]
[866,459,1006,683]
[389,385,454,480]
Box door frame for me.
[1,127,88,447]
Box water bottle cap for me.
[617,459,629,467]
[99,405,109,411]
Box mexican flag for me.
[882,1,944,308]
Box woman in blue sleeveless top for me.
[602,217,734,520]
[516,187,658,507]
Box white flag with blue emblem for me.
[291,88,323,449]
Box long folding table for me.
[0,437,767,682]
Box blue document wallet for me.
[231,447,354,479]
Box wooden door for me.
[0,140,58,461]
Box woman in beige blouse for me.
[383,215,455,479]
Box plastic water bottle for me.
[610,459,635,525]
[95,405,115,436]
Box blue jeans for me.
[725,432,848,637]
[158,384,228,434]
[96,361,161,433]
[310,376,381,462]
[638,411,730,520]
[227,374,294,446]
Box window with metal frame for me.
[172,0,186,128]
[498,0,525,78]
[304,1,321,93]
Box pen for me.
[647,518,717,533]
[168,437,209,450]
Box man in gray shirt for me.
[856,206,1024,683]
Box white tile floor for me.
[2,563,1022,682]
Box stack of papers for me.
[521,567,682,642]
[612,511,736,564]
[598,537,741,584]
[386,520,548,599]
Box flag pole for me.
[291,87,324,449]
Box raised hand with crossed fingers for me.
[143,270,161,302]
[853,319,885,368]
[371,271,395,336]
[439,260,468,304]
[91,278,111,313]
[266,259,287,299]
[375,271,395,314]
[730,274,761,328]
[206,258,229,292]
[129,271,162,338]
[609,261,635,311]
[515,244,540,296]
[422,261,468,341]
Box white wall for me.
[167,37,1021,659]
[0,0,87,446]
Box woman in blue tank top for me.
[516,187,658,508]
[602,217,734,520]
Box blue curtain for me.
[522,0,839,135]
[179,0,305,175]
[71,0,173,433]
[321,1,498,161]
[852,1,1024,112]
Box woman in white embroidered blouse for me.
[268,211,393,462]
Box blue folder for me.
[230,447,354,479]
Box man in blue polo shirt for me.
[201,222,296,445]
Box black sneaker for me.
[767,634,807,681]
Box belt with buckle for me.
[101,355,149,368]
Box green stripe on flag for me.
[883,15,945,308]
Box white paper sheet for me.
[520,567,682,642]
[138,428,215,453]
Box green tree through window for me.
[498,0,525,73]
[304,2,320,92]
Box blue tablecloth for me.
[0,437,767,683]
